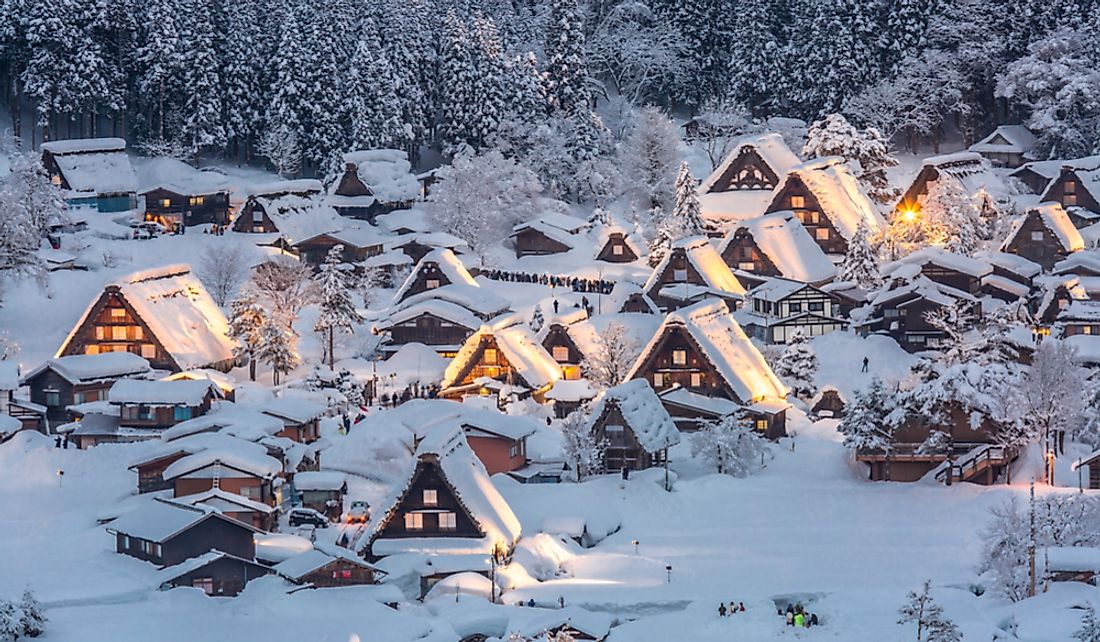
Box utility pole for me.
[1028,479,1036,598]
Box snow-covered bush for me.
[580,322,639,389]
[896,580,960,642]
[692,414,768,477]
[773,330,818,401]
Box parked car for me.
[346,501,370,524]
[288,507,329,528]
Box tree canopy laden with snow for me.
[313,245,365,369]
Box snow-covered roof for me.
[340,149,419,203]
[395,284,510,320]
[591,379,680,453]
[593,224,642,259]
[919,151,1012,203]
[293,470,347,492]
[273,545,381,581]
[175,487,276,514]
[1055,251,1100,276]
[161,444,283,480]
[44,138,138,195]
[447,406,540,442]
[513,607,614,641]
[108,379,215,406]
[365,427,522,556]
[628,299,788,403]
[509,220,578,249]
[544,379,597,402]
[296,226,388,250]
[699,190,775,227]
[0,361,19,390]
[1057,300,1100,322]
[159,405,284,442]
[375,208,432,234]
[969,125,1037,155]
[515,212,589,235]
[982,251,1042,279]
[1044,547,1100,573]
[260,396,327,425]
[1002,203,1085,253]
[246,179,323,198]
[720,211,835,283]
[777,157,884,240]
[22,352,151,386]
[137,157,231,196]
[746,277,816,303]
[153,550,267,587]
[870,275,977,309]
[699,132,802,193]
[393,249,477,303]
[107,498,257,541]
[58,264,238,371]
[128,431,267,469]
[644,236,746,297]
[809,385,847,407]
[382,299,484,332]
[441,322,562,391]
[1016,155,1100,185]
[887,247,993,279]
[0,413,20,437]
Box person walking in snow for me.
[728,601,736,615]
[786,610,794,626]
[861,356,869,372]
[794,612,805,627]
[739,602,745,612]
[809,613,818,626]
[718,603,727,617]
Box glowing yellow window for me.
[404,513,423,530]
[790,195,805,209]
[484,348,498,365]
[85,345,100,355]
[423,489,438,506]
[110,308,126,320]
[672,350,687,366]
[159,199,171,209]
[141,344,156,359]
[552,346,569,361]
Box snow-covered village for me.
[1,0,1100,639]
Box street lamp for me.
[665,565,672,584]
[631,539,639,555]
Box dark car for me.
[287,507,329,528]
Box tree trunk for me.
[249,354,256,381]
[328,329,335,370]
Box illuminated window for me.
[672,349,687,366]
[790,195,805,209]
[1031,231,1044,241]
[652,373,663,388]
[484,348,498,365]
[439,512,457,531]
[85,345,100,355]
[159,199,171,209]
[673,269,688,281]
[141,344,156,359]
[423,489,438,506]
[552,346,570,361]
[738,262,755,271]
[1066,194,1078,206]
[110,307,126,320]
[133,326,143,340]
[815,228,829,241]
[112,326,128,341]
[404,513,424,530]
[755,419,768,432]
[1085,326,1093,335]
[95,326,106,340]
[426,279,440,289]
[690,372,703,387]
[51,174,61,186]
[612,245,624,256]
[333,569,352,580]
[189,196,205,207]
[1066,180,1077,193]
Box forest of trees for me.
[1,0,1098,179]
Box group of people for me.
[482,269,615,295]
[780,603,819,628]
[717,601,746,617]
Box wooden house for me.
[809,386,846,419]
[594,227,641,263]
[109,379,218,430]
[155,550,272,597]
[40,138,138,212]
[329,149,419,221]
[1011,155,1100,195]
[509,213,588,258]
[1043,547,1100,586]
[718,211,836,285]
[626,299,790,438]
[982,252,1041,302]
[393,249,478,305]
[1073,451,1100,490]
[606,282,659,315]
[106,498,260,566]
[274,545,384,587]
[140,184,230,230]
[1055,300,1100,337]
[735,278,847,344]
[885,248,993,297]
[232,180,324,233]
[643,236,746,311]
[292,228,386,269]
[389,232,470,263]
[457,409,538,475]
[55,264,238,372]
[1054,251,1100,278]
[537,308,590,381]
[379,285,510,358]
[260,397,326,444]
[896,152,1011,218]
[1040,164,1100,224]
[655,385,739,432]
[293,471,347,520]
[764,157,884,255]
[361,427,522,563]
[128,427,281,493]
[588,380,679,472]
[162,445,284,508]
[967,125,1036,168]
[174,487,277,531]
[697,133,802,231]
[859,276,981,352]
[21,352,151,425]
[440,323,561,402]
[1000,203,1084,271]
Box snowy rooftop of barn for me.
[175,487,275,514]
[1043,547,1100,573]
[23,352,151,386]
[968,125,1036,155]
[591,379,679,453]
[364,427,522,557]
[393,249,477,303]
[108,379,215,405]
[982,251,1042,279]
[136,157,231,196]
[921,151,1013,202]
[720,211,835,283]
[699,132,802,193]
[442,322,561,391]
[44,137,138,195]
[419,406,540,442]
[293,470,347,492]
[645,236,746,297]
[341,149,419,203]
[1003,203,1084,253]
[395,283,510,319]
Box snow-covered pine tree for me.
[803,114,899,204]
[773,330,818,400]
[897,580,961,642]
[17,589,45,638]
[468,15,509,151]
[530,305,545,333]
[837,220,883,289]
[439,12,477,156]
[257,314,298,386]
[580,321,639,389]
[663,161,707,239]
[919,178,982,256]
[313,245,364,369]
[618,106,680,219]
[1075,605,1100,642]
[726,0,780,114]
[20,0,79,140]
[879,0,933,74]
[134,0,184,141]
[265,0,309,174]
[177,0,224,152]
[656,0,734,108]
[298,0,350,176]
[379,0,435,162]
[506,51,549,122]
[226,289,267,381]
[0,599,18,641]
[838,378,899,457]
[560,408,603,480]
[647,211,672,267]
[544,0,589,115]
[691,412,768,477]
[345,23,405,151]
[223,0,268,161]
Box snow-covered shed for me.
[128,430,271,493]
[644,236,746,311]
[274,543,384,587]
[764,156,884,255]
[21,352,152,425]
[896,151,1012,217]
[393,249,478,305]
[593,225,642,263]
[1011,155,1100,195]
[885,247,993,297]
[1042,547,1100,585]
[718,211,836,285]
[292,227,388,268]
[809,385,847,419]
[108,379,219,429]
[154,549,272,597]
[56,264,238,373]
[105,497,260,567]
[40,137,138,212]
[161,440,284,507]
[627,298,789,437]
[361,426,522,562]
[698,133,802,230]
[232,179,345,247]
[968,125,1036,168]
[509,213,589,258]
[1000,203,1084,271]
[859,275,981,352]
[329,149,419,221]
[588,379,679,472]
[440,321,562,403]
[389,231,471,263]
[260,396,326,444]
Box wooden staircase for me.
[935,445,1014,485]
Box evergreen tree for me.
[134,0,184,141]
[727,0,780,114]
[838,220,883,289]
[530,305,545,333]
[544,0,589,114]
[880,0,933,73]
[618,106,680,217]
[257,314,298,386]
[663,161,707,239]
[178,0,225,152]
[223,0,268,160]
[794,0,881,116]
[226,289,267,381]
[265,0,308,169]
[346,24,405,151]
[897,580,961,642]
[298,0,350,176]
[313,245,364,369]
[838,378,899,460]
[380,0,435,162]
[773,330,818,400]
[658,0,734,107]
[1075,605,1100,642]
[17,589,45,638]
[439,12,477,155]
[506,51,548,121]
[803,114,899,204]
